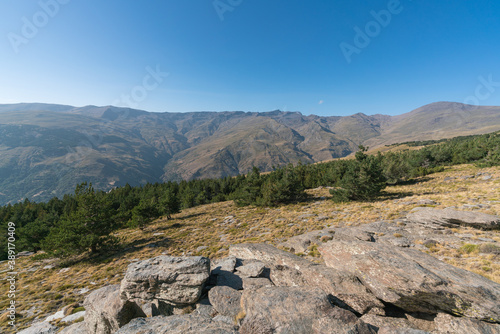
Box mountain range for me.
[0,101,499,205]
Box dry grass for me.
[1,164,499,332]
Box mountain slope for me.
[365,102,500,147]
[0,102,499,205]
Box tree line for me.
[1,131,499,260]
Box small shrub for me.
[459,243,479,254]
[393,233,403,238]
[308,244,320,258]
[71,307,85,314]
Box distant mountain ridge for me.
[0,102,499,205]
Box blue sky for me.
[0,0,499,116]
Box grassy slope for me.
[1,164,499,332]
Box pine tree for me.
[331,147,386,202]
[42,182,117,256]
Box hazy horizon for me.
[1,1,500,116]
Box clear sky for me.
[0,0,499,116]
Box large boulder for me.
[229,243,384,315]
[208,286,242,318]
[120,256,210,306]
[115,314,238,334]
[240,286,375,334]
[84,285,146,334]
[319,239,500,322]
[407,207,500,230]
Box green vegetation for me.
[0,131,499,260]
[329,147,386,202]
[460,244,480,254]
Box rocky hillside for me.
[1,102,499,205]
[4,164,500,333]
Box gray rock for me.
[297,213,316,220]
[193,303,217,318]
[59,322,89,334]
[407,207,500,230]
[235,261,265,278]
[44,309,65,322]
[461,204,481,209]
[240,286,375,334]
[434,313,500,334]
[115,314,238,334]
[416,199,437,205]
[212,314,234,325]
[18,322,57,334]
[378,328,430,334]
[242,277,274,290]
[215,270,243,290]
[120,256,210,305]
[135,299,174,317]
[211,256,237,274]
[208,286,242,318]
[360,314,435,333]
[229,243,384,315]
[60,311,85,323]
[78,287,90,295]
[319,239,500,321]
[84,284,146,334]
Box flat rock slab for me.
[235,260,265,278]
[115,314,238,334]
[120,256,210,305]
[319,239,500,322]
[407,207,500,230]
[229,243,384,315]
[242,277,274,290]
[240,286,375,334]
